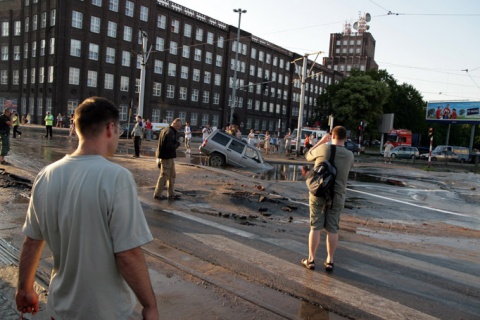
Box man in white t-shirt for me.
[202,124,212,141]
[185,121,192,154]
[16,97,158,320]
[384,140,394,164]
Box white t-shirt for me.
[185,125,192,139]
[23,155,153,320]
[202,127,212,140]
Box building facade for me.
[323,32,378,77]
[0,0,339,133]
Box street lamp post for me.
[229,8,246,126]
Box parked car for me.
[420,145,470,163]
[345,140,364,154]
[388,146,419,159]
[199,130,273,170]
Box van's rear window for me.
[211,132,231,146]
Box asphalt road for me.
[0,125,479,319]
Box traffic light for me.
[428,127,434,138]
[358,125,362,133]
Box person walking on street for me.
[69,113,75,138]
[264,131,271,155]
[154,118,181,200]
[56,113,63,127]
[26,113,31,125]
[131,115,144,158]
[247,129,255,146]
[384,140,393,164]
[44,111,54,138]
[13,111,22,138]
[301,126,354,272]
[0,104,13,165]
[15,97,159,319]
[184,121,192,154]
[145,119,153,141]
[284,130,293,156]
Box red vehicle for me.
[386,129,412,147]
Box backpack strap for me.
[328,145,337,208]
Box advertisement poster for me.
[426,101,480,124]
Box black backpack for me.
[305,145,337,201]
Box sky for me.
[170,0,480,103]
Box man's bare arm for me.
[115,247,159,320]
[16,236,45,315]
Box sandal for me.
[301,258,315,270]
[324,261,334,272]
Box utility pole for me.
[291,51,323,156]
[229,8,247,127]
[138,30,152,118]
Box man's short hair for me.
[75,97,119,138]
[332,126,347,140]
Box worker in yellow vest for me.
[45,111,54,138]
[13,111,22,138]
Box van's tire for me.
[152,133,158,140]
[431,157,437,161]
[411,155,415,160]
[209,153,225,167]
[460,159,466,163]
[391,153,396,159]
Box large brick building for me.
[0,0,341,133]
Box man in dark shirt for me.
[0,103,13,165]
[153,118,181,200]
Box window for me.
[190,113,198,126]
[202,92,209,103]
[216,55,222,67]
[14,46,20,60]
[107,21,117,38]
[87,70,97,87]
[194,48,201,61]
[50,9,56,27]
[193,69,200,82]
[69,67,80,85]
[151,109,160,122]
[191,89,199,102]
[273,56,278,66]
[31,41,36,57]
[205,51,212,64]
[179,112,186,124]
[120,76,129,91]
[179,87,187,100]
[214,74,221,86]
[109,0,119,12]
[104,73,114,89]
[156,37,164,51]
[204,71,211,84]
[166,84,174,98]
[201,114,209,126]
[122,51,131,66]
[14,21,21,36]
[166,111,173,123]
[154,59,163,74]
[88,43,99,60]
[0,70,7,85]
[280,59,284,68]
[182,45,190,58]
[257,67,262,78]
[70,39,80,57]
[247,99,252,109]
[196,28,203,41]
[125,1,134,17]
[181,66,188,79]
[72,11,83,29]
[213,93,220,105]
[259,51,264,62]
[170,41,177,55]
[152,82,161,96]
[207,32,214,45]
[40,39,45,56]
[171,19,179,33]
[106,47,115,63]
[48,66,53,83]
[1,22,8,37]
[1,46,8,60]
[184,23,191,37]
[266,54,271,64]
[135,78,140,93]
[13,70,19,85]
[218,36,224,48]
[168,63,176,77]
[92,0,102,7]
[157,15,166,29]
[32,14,37,31]
[90,17,100,33]
[139,6,148,21]
[124,26,132,41]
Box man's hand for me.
[15,289,39,315]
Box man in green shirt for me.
[13,111,22,138]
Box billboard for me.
[426,101,480,124]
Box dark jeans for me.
[45,125,53,138]
[134,136,141,156]
[13,125,22,138]
[0,133,10,156]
